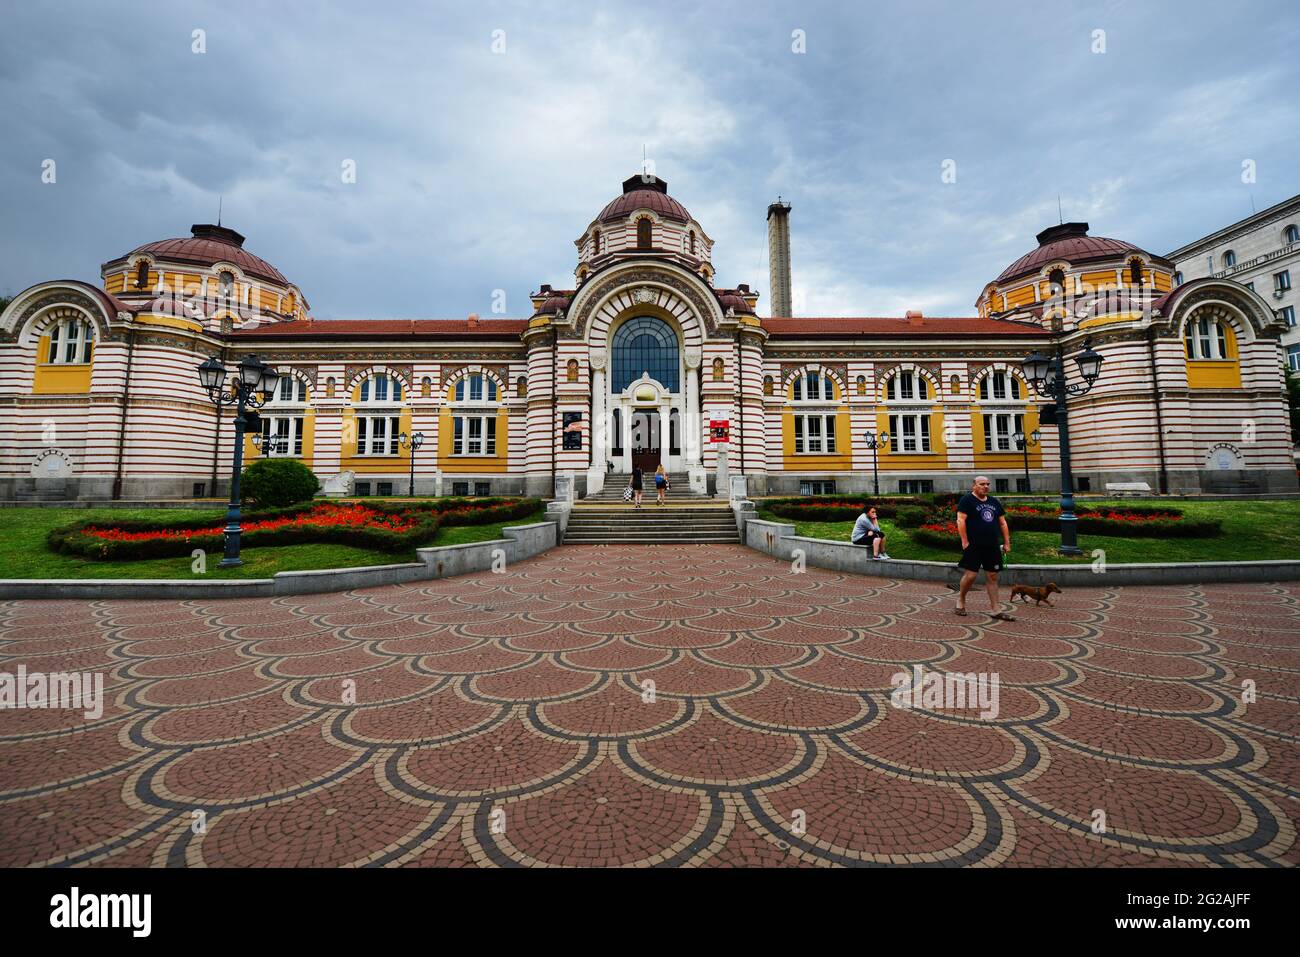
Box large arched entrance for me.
[609,316,682,474]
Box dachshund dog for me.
[1010,582,1062,606]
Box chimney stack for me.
[767,199,793,317]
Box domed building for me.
[1,175,1294,501]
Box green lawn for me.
[0,505,547,580]
[756,498,1300,565]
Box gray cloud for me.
[2,0,1297,318]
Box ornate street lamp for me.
[196,354,279,567]
[862,429,890,498]
[398,431,425,497]
[1021,339,1104,555]
[1012,428,1040,494]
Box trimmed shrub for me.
[241,458,321,508]
[765,496,926,522]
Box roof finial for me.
[1057,194,1063,225]
[217,194,223,227]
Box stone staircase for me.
[583,472,699,503]
[563,503,740,544]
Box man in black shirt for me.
[955,475,1015,620]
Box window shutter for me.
[453,417,463,454]
[982,414,991,452]
[825,415,836,453]
[889,415,898,447]
[793,416,804,453]
[920,415,931,452]
[357,417,367,454]
[487,416,497,455]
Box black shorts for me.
[853,530,883,546]
[958,542,1003,573]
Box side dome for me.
[596,175,692,224]
[995,222,1153,285]
[123,224,289,285]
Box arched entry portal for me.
[607,316,686,474]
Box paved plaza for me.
[1,544,1297,868]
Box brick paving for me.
[1,544,1297,867]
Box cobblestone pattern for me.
[0,545,1296,867]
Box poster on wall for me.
[709,419,729,442]
[562,412,583,450]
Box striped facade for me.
[2,181,1296,501]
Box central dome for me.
[596,175,692,224]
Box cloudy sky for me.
[2,0,1297,320]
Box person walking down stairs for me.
[654,465,670,505]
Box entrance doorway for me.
[631,410,660,474]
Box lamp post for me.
[862,429,890,498]
[398,431,425,497]
[1021,339,1103,555]
[197,354,280,567]
[1012,428,1040,494]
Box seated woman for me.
[851,505,891,560]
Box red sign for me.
[709,419,729,442]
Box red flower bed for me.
[82,503,420,543]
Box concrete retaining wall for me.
[744,519,1300,587]
[0,521,558,600]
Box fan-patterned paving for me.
[0,545,1297,868]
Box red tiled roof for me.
[231,319,529,339]
[761,317,1049,338]
[105,225,290,286]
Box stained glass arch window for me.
[611,316,680,392]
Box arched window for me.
[1184,316,1229,360]
[1223,250,1236,268]
[359,372,403,403]
[326,377,336,399]
[566,359,579,383]
[1047,268,1066,296]
[592,229,601,255]
[978,370,1023,401]
[712,357,725,382]
[636,218,652,249]
[885,369,929,401]
[1129,259,1143,285]
[46,317,95,364]
[1287,224,1300,245]
[516,375,527,397]
[791,370,836,401]
[763,376,774,396]
[856,375,867,396]
[453,373,498,402]
[272,374,308,403]
[1173,271,1183,286]
[689,230,696,255]
[421,376,432,398]
[218,271,235,298]
[134,260,149,289]
[355,373,403,456]
[611,316,679,392]
[449,373,500,457]
[950,374,961,395]
[262,373,307,456]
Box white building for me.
[1168,194,1300,372]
